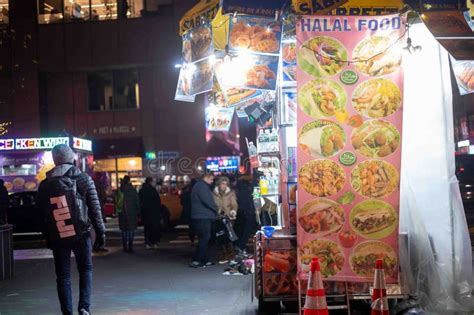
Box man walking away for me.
[37,144,106,315]
[0,179,8,225]
[180,178,196,245]
[189,173,218,268]
[235,178,257,258]
[92,173,108,253]
[139,177,162,249]
[118,176,140,253]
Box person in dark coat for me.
[139,177,162,249]
[189,173,218,268]
[180,178,196,244]
[37,144,106,315]
[0,179,8,225]
[119,176,139,253]
[235,178,257,256]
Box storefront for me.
[0,136,93,193]
[176,0,474,313]
[92,137,144,192]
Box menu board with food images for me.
[451,57,474,95]
[296,14,405,283]
[205,105,234,132]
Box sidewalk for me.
[0,223,258,315]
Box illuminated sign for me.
[145,151,157,160]
[15,137,69,150]
[73,137,93,152]
[0,139,14,150]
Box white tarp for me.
[400,21,474,313]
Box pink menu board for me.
[296,14,405,283]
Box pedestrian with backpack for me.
[118,175,140,253]
[37,144,106,315]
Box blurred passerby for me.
[235,178,257,257]
[0,179,8,225]
[37,144,106,315]
[189,173,217,268]
[212,176,238,264]
[139,177,162,249]
[180,178,196,245]
[118,176,139,253]
[92,173,109,253]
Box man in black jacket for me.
[139,177,162,249]
[189,173,217,268]
[38,144,106,315]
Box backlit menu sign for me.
[73,137,92,152]
[15,137,69,150]
[0,139,14,150]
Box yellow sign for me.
[179,0,220,35]
[292,0,404,15]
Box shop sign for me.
[15,137,69,150]
[222,0,288,17]
[179,0,220,35]
[0,139,14,150]
[72,137,92,152]
[296,14,405,283]
[94,125,136,135]
[292,0,404,15]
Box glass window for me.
[1,164,37,176]
[64,0,90,21]
[88,69,139,111]
[127,0,143,18]
[38,0,64,24]
[90,0,117,21]
[0,0,9,24]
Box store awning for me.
[92,138,144,160]
[179,0,220,35]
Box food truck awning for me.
[179,0,220,35]
[93,138,144,159]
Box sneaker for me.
[79,309,90,315]
[218,259,229,265]
[146,244,152,250]
[205,261,215,266]
[189,261,206,268]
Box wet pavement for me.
[0,220,258,315]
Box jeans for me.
[121,229,135,251]
[52,236,93,315]
[192,219,213,264]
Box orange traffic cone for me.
[371,259,389,315]
[304,257,328,315]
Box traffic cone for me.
[304,257,328,315]
[371,259,389,315]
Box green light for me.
[145,151,156,159]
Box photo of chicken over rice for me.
[299,239,345,277]
[299,160,345,197]
[352,78,401,118]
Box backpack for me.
[42,175,88,247]
[115,189,124,214]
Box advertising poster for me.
[182,24,213,63]
[229,16,282,55]
[451,57,474,95]
[281,90,297,125]
[296,14,405,283]
[205,105,234,132]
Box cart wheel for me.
[258,297,280,314]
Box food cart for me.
[176,1,474,313]
[0,136,94,193]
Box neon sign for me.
[15,137,70,150]
[0,139,14,151]
[73,137,92,152]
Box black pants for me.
[52,237,92,315]
[192,219,213,263]
[144,220,161,245]
[237,214,257,251]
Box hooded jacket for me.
[37,164,106,248]
[139,182,161,221]
[119,182,140,230]
[212,186,238,218]
[191,179,218,220]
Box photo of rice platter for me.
[299,159,345,197]
[299,239,345,277]
[352,78,401,118]
[299,120,346,158]
[351,160,399,198]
